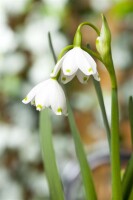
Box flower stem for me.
[73,22,100,47]
[77,22,100,35]
[67,101,97,200]
[111,81,122,200]
[48,32,57,63]
[82,47,103,63]
[39,109,64,200]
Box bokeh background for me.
[0,0,133,199]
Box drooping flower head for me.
[51,47,100,84]
[22,78,67,116]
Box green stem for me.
[73,22,100,47]
[111,83,122,200]
[82,47,103,63]
[92,77,111,148]
[78,22,100,35]
[128,96,133,149]
[67,102,97,200]
[39,109,64,200]
[48,32,57,63]
[122,154,133,200]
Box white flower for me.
[22,78,67,116]
[51,47,100,84]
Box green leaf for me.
[128,185,133,200]
[92,77,110,148]
[67,102,97,200]
[111,1,133,18]
[122,154,133,200]
[39,109,64,200]
[128,96,133,149]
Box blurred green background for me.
[0,0,133,199]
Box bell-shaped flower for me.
[51,47,100,84]
[22,78,67,116]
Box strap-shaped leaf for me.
[122,154,133,200]
[39,109,64,200]
[129,96,133,148]
[122,96,133,199]
[92,77,110,147]
[67,102,97,200]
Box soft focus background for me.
[0,0,133,199]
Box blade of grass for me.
[39,109,64,200]
[67,102,97,200]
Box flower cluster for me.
[22,32,100,115]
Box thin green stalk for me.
[122,154,133,200]
[73,22,100,47]
[77,22,100,35]
[48,32,57,63]
[128,96,133,149]
[39,109,64,200]
[111,85,122,200]
[82,47,103,63]
[92,77,111,148]
[67,102,97,200]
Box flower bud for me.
[96,14,111,61]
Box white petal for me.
[75,47,96,75]
[50,56,65,77]
[35,81,51,110]
[61,70,76,84]
[82,49,97,74]
[76,70,89,84]
[35,91,50,111]
[93,72,100,81]
[49,80,67,115]
[22,80,49,104]
[62,48,78,76]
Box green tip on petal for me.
[66,69,71,73]
[24,97,28,101]
[83,77,88,81]
[22,96,28,103]
[36,104,43,111]
[31,100,35,106]
[88,68,93,72]
[57,107,62,114]
[51,77,57,80]
[62,77,66,81]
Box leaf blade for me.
[39,109,64,200]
